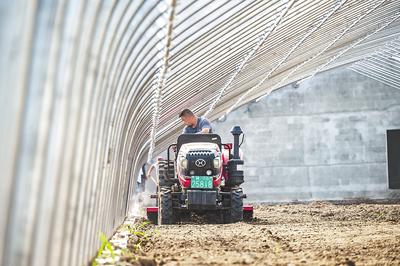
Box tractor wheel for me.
[166,160,175,178]
[158,160,176,188]
[224,188,243,223]
[160,189,175,224]
[225,173,244,187]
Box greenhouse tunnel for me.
[0,0,400,265]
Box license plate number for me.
[191,176,213,189]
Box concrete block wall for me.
[213,67,400,202]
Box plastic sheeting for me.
[0,0,399,265]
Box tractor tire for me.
[225,175,244,187]
[158,160,176,188]
[224,188,243,223]
[160,189,175,224]
[166,160,175,178]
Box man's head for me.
[179,109,197,126]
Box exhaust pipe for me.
[227,126,244,186]
[231,125,243,159]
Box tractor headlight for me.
[213,157,221,168]
[179,158,188,169]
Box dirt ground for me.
[146,202,400,265]
[96,201,400,266]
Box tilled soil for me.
[142,202,400,265]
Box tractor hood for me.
[178,142,220,155]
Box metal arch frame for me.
[1,1,400,266]
[349,36,400,88]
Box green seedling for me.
[92,220,156,265]
[92,232,115,266]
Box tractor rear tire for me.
[160,189,175,224]
[224,188,243,223]
[166,160,175,178]
[158,160,176,188]
[226,175,244,187]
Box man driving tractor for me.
[179,109,213,134]
[142,109,213,194]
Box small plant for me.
[92,232,115,266]
[125,220,158,253]
[91,219,157,266]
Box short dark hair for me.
[179,109,194,118]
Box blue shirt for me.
[183,116,213,134]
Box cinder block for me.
[308,163,387,187]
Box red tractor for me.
[146,126,253,224]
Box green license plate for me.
[191,176,213,189]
